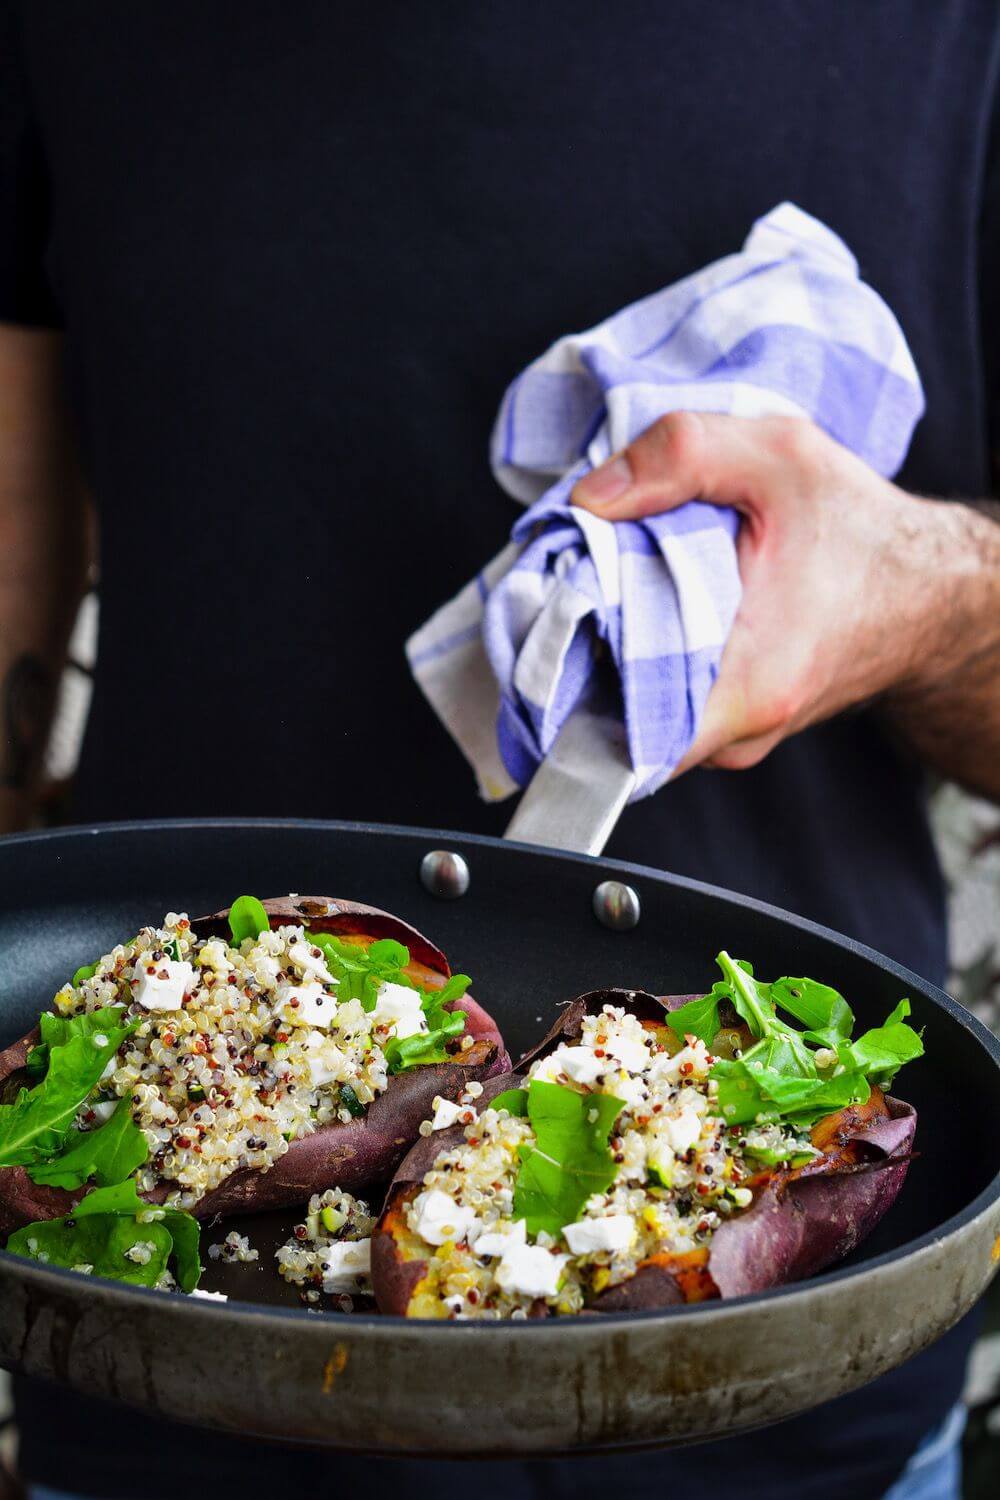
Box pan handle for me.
[502,709,636,856]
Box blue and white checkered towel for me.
[406,203,925,803]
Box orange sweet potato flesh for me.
[372,990,916,1318]
[0,896,510,1235]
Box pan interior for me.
[1,819,998,1310]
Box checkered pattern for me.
[407,203,925,802]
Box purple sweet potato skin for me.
[371,1071,520,1315]
[374,988,918,1317]
[0,897,510,1234]
[706,1097,915,1298]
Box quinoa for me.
[207,1230,259,1264]
[52,912,411,1210]
[403,1005,816,1319]
[276,1188,375,1306]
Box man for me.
[2,3,998,1496]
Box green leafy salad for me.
[0,896,473,1293]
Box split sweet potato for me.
[0,896,509,1234]
[371,988,915,1317]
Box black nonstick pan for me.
[0,818,997,1454]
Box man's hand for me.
[573,411,1000,798]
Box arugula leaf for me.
[666,990,724,1046]
[26,1095,148,1190]
[437,973,472,1006]
[490,1087,528,1116]
[512,1080,624,1236]
[384,1010,466,1073]
[26,1007,129,1080]
[770,977,854,1042]
[7,1179,201,1292]
[0,1010,137,1168]
[228,895,271,947]
[842,1000,923,1086]
[366,938,409,968]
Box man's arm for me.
[572,412,1000,802]
[0,325,90,833]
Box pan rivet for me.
[419,850,471,899]
[593,880,640,931]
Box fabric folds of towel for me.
[406,202,925,803]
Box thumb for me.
[572,411,786,520]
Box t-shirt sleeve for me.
[0,1,61,327]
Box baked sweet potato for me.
[371,985,916,1318]
[0,895,509,1235]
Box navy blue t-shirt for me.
[3,2,999,1495]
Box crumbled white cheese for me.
[320,1238,372,1293]
[431,1096,470,1131]
[602,1033,651,1074]
[90,1099,118,1123]
[411,1188,479,1246]
[661,1106,702,1157]
[370,981,428,1040]
[278,980,337,1028]
[562,1214,636,1255]
[306,1036,347,1088]
[494,1239,568,1299]
[533,1043,605,1086]
[131,959,194,1012]
[287,940,336,984]
[190,1288,228,1302]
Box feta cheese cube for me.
[603,1033,651,1074]
[562,1214,636,1255]
[287,940,336,984]
[278,981,337,1028]
[131,959,194,1012]
[411,1189,479,1246]
[431,1096,471,1130]
[370,981,428,1040]
[495,1240,568,1299]
[533,1044,605,1086]
[320,1239,372,1293]
[662,1106,702,1157]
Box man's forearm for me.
[881,500,1000,801]
[0,327,89,833]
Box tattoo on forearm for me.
[2,654,54,790]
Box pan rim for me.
[2,815,998,1333]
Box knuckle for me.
[765,415,820,466]
[651,410,703,468]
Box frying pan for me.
[0,817,998,1455]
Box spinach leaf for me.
[8,1178,201,1292]
[228,895,271,947]
[0,1010,137,1168]
[8,1213,174,1287]
[490,1087,528,1116]
[26,1095,148,1190]
[512,1080,624,1236]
